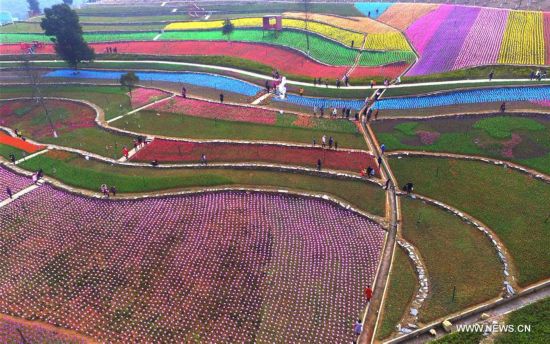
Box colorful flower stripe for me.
[0,165,33,202]
[165,17,365,48]
[544,12,550,64]
[0,41,408,79]
[372,86,550,110]
[160,29,358,66]
[0,131,44,153]
[363,32,412,52]
[283,12,396,34]
[405,4,454,55]
[0,185,385,343]
[45,69,262,97]
[129,87,171,109]
[453,8,509,71]
[0,99,96,138]
[274,94,364,110]
[377,3,440,31]
[131,139,379,173]
[354,2,393,19]
[150,96,277,125]
[498,11,545,65]
[407,6,480,76]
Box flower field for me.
[283,12,396,34]
[498,11,545,66]
[407,6,481,76]
[131,139,379,173]
[0,316,87,344]
[453,8,509,70]
[377,3,440,31]
[0,166,33,202]
[405,5,454,56]
[45,70,262,97]
[0,186,385,343]
[545,12,550,64]
[372,86,550,110]
[0,131,44,153]
[0,99,96,138]
[273,94,364,111]
[149,96,278,125]
[129,88,171,109]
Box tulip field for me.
[0,166,33,201]
[129,88,171,109]
[131,138,379,173]
[0,182,385,343]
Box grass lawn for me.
[401,197,502,323]
[390,156,550,287]
[494,297,550,344]
[113,110,367,149]
[384,81,550,98]
[18,150,386,216]
[373,115,550,175]
[376,246,418,340]
[0,144,29,161]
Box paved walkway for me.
[1,59,543,89]
[0,181,42,208]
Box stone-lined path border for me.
[387,151,550,184]
[373,109,550,121]
[397,192,516,295]
[395,239,429,334]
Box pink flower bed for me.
[131,139,380,174]
[0,166,33,202]
[0,316,87,343]
[417,130,441,145]
[149,96,278,125]
[130,88,171,109]
[453,8,508,70]
[405,5,454,55]
[0,186,385,343]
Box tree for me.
[222,19,235,41]
[119,72,140,106]
[303,0,311,54]
[19,56,58,138]
[41,4,95,70]
[27,0,40,15]
[63,0,73,5]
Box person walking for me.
[353,319,363,336]
[317,159,322,171]
[312,138,316,146]
[181,86,187,98]
[6,187,12,199]
[313,105,318,116]
[9,153,16,164]
[380,143,386,154]
[110,185,117,197]
[328,136,334,149]
[332,107,338,118]
[322,135,327,148]
[299,88,304,96]
[122,146,129,159]
[200,153,207,165]
[334,141,338,150]
[488,70,494,81]
[500,102,506,113]
[336,78,341,88]
[364,285,373,302]
[219,93,224,103]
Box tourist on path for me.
[299,88,304,96]
[312,138,316,146]
[380,143,386,154]
[377,156,382,166]
[366,167,373,178]
[354,319,363,336]
[100,184,109,198]
[122,146,129,159]
[403,182,414,194]
[384,179,391,190]
[219,93,224,103]
[364,285,373,302]
[332,107,338,117]
[336,79,341,88]
[500,102,506,113]
[334,141,338,150]
[181,86,187,98]
[317,159,322,171]
[488,71,494,81]
[110,186,117,197]
[328,136,334,149]
[6,187,12,199]
[9,153,16,164]
[322,135,327,148]
[200,153,207,165]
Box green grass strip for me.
[401,197,502,322]
[19,151,386,216]
[390,156,550,287]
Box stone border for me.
[395,239,429,334]
[397,192,516,295]
[387,151,550,184]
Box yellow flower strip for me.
[283,12,396,33]
[498,10,545,65]
[364,32,412,51]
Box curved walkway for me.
[0,59,543,89]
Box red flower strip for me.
[0,131,44,153]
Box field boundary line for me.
[14,148,49,165]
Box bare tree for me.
[19,56,58,138]
[303,0,311,54]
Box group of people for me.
[104,46,118,54]
[311,75,350,88]
[312,134,338,150]
[530,69,546,81]
[351,285,373,340]
[100,184,117,198]
[313,105,358,120]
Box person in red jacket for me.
[364,285,373,302]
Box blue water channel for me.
[44,69,262,97]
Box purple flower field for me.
[0,180,385,343]
[407,6,481,76]
[0,167,32,202]
[453,8,509,70]
[405,4,453,55]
